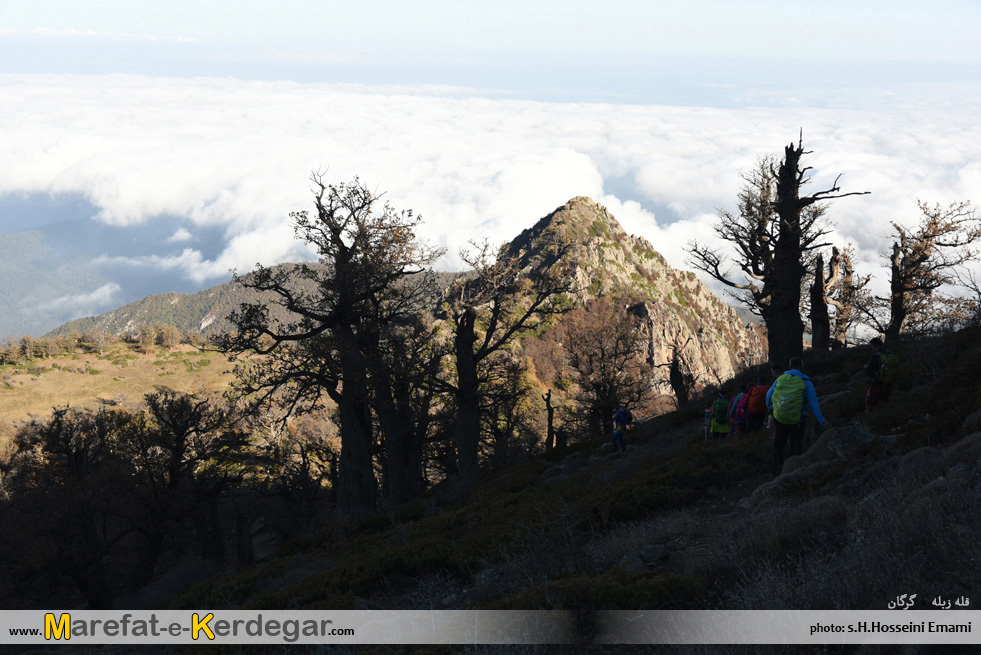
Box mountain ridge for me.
[45,197,766,395]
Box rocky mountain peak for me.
[506,197,665,269]
[508,197,767,399]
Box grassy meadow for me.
[0,342,235,424]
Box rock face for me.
[507,197,767,399]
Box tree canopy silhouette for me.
[216,175,443,520]
[687,137,868,365]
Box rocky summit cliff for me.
[508,197,767,394]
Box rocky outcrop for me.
[506,197,767,398]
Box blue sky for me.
[0,1,980,335]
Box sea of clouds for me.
[2,73,980,321]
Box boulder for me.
[746,461,838,509]
[784,427,838,473]
[826,425,895,459]
[945,432,981,470]
[618,552,648,573]
[845,447,944,497]
[639,544,669,565]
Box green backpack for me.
[878,352,900,385]
[712,398,728,423]
[772,374,806,425]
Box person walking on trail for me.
[865,336,898,413]
[710,390,729,438]
[612,403,629,452]
[766,357,828,477]
[732,384,752,437]
[764,362,783,428]
[745,376,769,433]
[726,386,742,438]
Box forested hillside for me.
[0,229,110,338]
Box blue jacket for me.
[765,369,826,426]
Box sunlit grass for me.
[0,342,235,422]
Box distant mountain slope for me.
[45,267,465,339]
[45,282,246,338]
[0,204,242,340]
[0,229,112,339]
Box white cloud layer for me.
[2,74,980,296]
[29,282,122,320]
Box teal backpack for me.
[772,374,806,425]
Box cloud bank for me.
[28,282,122,322]
[2,74,980,301]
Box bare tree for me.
[858,200,980,341]
[952,267,981,328]
[542,389,556,451]
[826,246,870,349]
[561,298,653,437]
[687,138,869,365]
[216,175,444,520]
[371,314,445,507]
[808,250,833,353]
[656,336,697,408]
[481,352,531,471]
[442,238,573,488]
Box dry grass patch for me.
[0,344,235,421]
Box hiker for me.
[766,357,828,476]
[611,427,626,452]
[710,390,729,438]
[764,362,783,428]
[745,376,769,432]
[733,384,752,436]
[727,385,745,437]
[612,403,629,451]
[865,337,898,413]
[614,403,630,431]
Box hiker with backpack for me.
[865,337,898,412]
[612,403,630,452]
[710,390,729,438]
[763,362,783,429]
[766,357,828,476]
[745,376,769,432]
[729,384,749,437]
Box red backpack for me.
[747,384,768,415]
